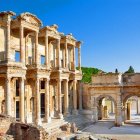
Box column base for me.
[72,109,78,115]
[64,112,70,117]
[58,113,63,119]
[36,119,42,126]
[46,117,51,123]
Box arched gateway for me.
[83,73,140,126]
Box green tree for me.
[115,68,118,73]
[125,66,135,73]
[81,67,102,83]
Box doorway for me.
[40,93,45,118]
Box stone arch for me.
[123,93,140,105]
[96,94,117,107]
[93,94,117,125]
[122,93,140,123]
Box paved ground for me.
[83,119,140,140]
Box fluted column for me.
[65,41,68,69]
[5,77,11,115]
[35,78,41,125]
[45,33,49,67]
[64,79,69,116]
[45,78,51,123]
[6,19,11,62]
[20,25,25,64]
[57,79,63,119]
[78,46,81,70]
[20,77,25,122]
[72,80,78,115]
[35,31,39,65]
[73,46,76,70]
[56,39,61,69]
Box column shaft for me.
[36,78,41,124]
[45,79,51,122]
[73,80,78,115]
[78,46,81,70]
[5,77,11,115]
[45,33,48,66]
[35,32,39,65]
[57,79,63,118]
[56,39,60,68]
[20,26,25,63]
[65,41,68,69]
[64,79,69,116]
[73,46,75,70]
[6,20,11,62]
[20,78,25,122]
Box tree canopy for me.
[125,66,135,73]
[81,67,102,83]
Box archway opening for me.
[124,96,140,124]
[98,96,115,121]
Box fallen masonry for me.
[0,114,113,140]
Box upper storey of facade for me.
[0,11,82,72]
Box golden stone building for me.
[0,11,82,125]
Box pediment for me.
[18,12,42,27]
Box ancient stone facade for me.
[0,11,82,125]
[83,73,140,126]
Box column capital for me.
[45,78,50,82]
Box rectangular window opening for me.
[41,55,45,65]
[15,51,20,62]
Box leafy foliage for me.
[81,67,102,83]
[125,66,135,73]
[115,68,118,73]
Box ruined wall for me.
[92,73,122,85]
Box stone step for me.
[42,119,67,133]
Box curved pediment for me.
[17,12,42,27]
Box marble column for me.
[20,77,25,122]
[115,95,123,126]
[73,46,76,70]
[20,25,25,64]
[65,41,68,69]
[111,101,114,114]
[35,31,39,65]
[136,98,140,114]
[45,78,51,123]
[5,77,11,116]
[45,33,49,67]
[57,79,63,119]
[127,102,131,120]
[72,80,78,115]
[64,79,69,116]
[35,78,41,125]
[56,39,60,69]
[78,45,81,70]
[6,19,11,62]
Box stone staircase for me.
[64,114,92,130]
[42,118,68,135]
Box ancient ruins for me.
[83,73,140,126]
[0,11,82,125]
[0,10,140,140]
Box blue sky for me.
[1,0,140,72]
